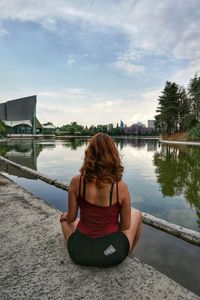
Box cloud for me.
[0,22,8,37]
[114,60,145,74]
[35,86,159,126]
[0,0,199,122]
[0,0,199,62]
[0,82,160,127]
[170,60,200,86]
[66,58,75,66]
[66,54,75,66]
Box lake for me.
[0,137,200,295]
[0,137,199,231]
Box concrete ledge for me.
[1,155,200,247]
[0,174,199,299]
[159,139,200,146]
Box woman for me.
[60,133,142,267]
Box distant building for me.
[0,95,43,135]
[120,120,125,129]
[124,122,146,135]
[124,121,156,135]
[42,124,56,135]
[148,120,155,129]
[107,123,114,131]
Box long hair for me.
[80,133,123,187]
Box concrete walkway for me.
[0,174,199,300]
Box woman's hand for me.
[60,212,68,222]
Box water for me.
[0,137,199,231]
[0,137,200,295]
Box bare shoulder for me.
[117,180,130,202]
[117,180,129,192]
[69,175,80,191]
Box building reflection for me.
[114,138,158,152]
[0,139,43,179]
[0,138,160,179]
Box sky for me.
[0,0,200,127]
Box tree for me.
[0,121,7,136]
[155,81,180,134]
[43,122,54,126]
[178,86,192,131]
[188,73,200,122]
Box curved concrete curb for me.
[0,155,200,247]
[0,174,199,300]
[142,212,200,246]
[159,139,200,146]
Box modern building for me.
[42,124,56,135]
[0,95,43,135]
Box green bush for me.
[0,121,7,136]
[189,123,200,141]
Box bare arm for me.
[119,182,131,230]
[61,176,78,223]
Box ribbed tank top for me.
[76,177,121,238]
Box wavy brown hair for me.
[80,133,123,187]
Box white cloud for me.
[0,22,8,37]
[172,22,200,61]
[35,86,159,126]
[0,83,159,127]
[0,0,199,62]
[170,60,200,86]
[0,0,199,121]
[66,58,75,66]
[114,60,145,74]
[0,0,199,86]
[66,54,76,66]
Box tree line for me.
[155,73,200,139]
[57,122,124,136]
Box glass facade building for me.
[0,95,42,134]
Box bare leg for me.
[122,208,142,253]
[60,216,80,241]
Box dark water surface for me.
[0,137,200,295]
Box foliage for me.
[189,123,200,141]
[155,73,200,136]
[43,122,54,126]
[57,122,124,136]
[188,73,200,122]
[153,145,200,226]
[0,121,7,136]
[156,81,180,134]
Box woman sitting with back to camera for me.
[60,133,142,267]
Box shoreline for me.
[1,135,160,140]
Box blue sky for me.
[0,0,200,126]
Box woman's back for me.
[60,133,142,267]
[77,176,121,238]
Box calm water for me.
[0,137,199,231]
[0,137,200,295]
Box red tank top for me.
[77,177,121,238]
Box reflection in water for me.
[1,138,200,296]
[0,138,200,230]
[153,144,200,227]
[0,140,41,179]
[0,138,89,179]
[62,138,89,150]
[115,138,158,151]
